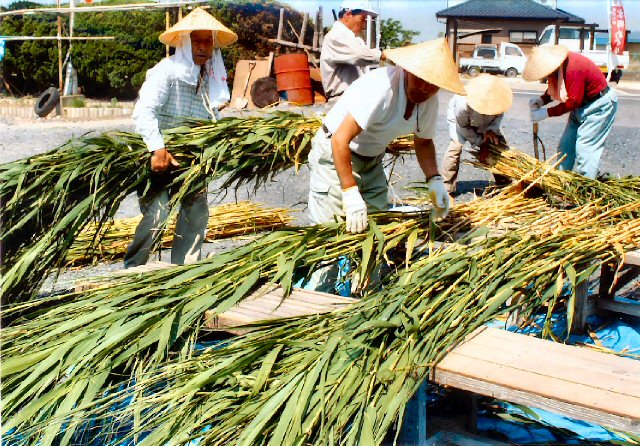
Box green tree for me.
[1,0,309,98]
[380,18,420,49]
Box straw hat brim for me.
[159,7,238,48]
[522,45,568,81]
[465,74,513,115]
[383,39,465,95]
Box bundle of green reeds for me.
[10,202,639,445]
[1,112,413,305]
[475,145,640,210]
[65,202,293,266]
[1,214,433,442]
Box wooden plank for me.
[433,328,640,434]
[598,299,640,317]
[75,260,172,291]
[625,250,640,266]
[448,335,640,397]
[475,326,639,372]
[204,286,360,330]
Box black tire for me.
[250,77,279,108]
[467,66,481,77]
[504,67,518,78]
[34,87,60,118]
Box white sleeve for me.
[415,94,439,140]
[487,114,503,133]
[454,99,482,146]
[323,32,382,67]
[132,63,172,152]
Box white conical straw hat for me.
[522,45,569,81]
[159,7,238,48]
[383,39,465,95]
[465,74,513,115]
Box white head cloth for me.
[173,31,230,108]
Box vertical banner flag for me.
[610,0,626,55]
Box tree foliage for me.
[380,18,420,49]
[0,0,307,98]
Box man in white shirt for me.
[125,8,237,268]
[442,74,513,194]
[308,38,466,234]
[320,1,385,101]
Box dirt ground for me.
[2,82,639,290]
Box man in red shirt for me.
[523,45,618,179]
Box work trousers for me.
[442,133,507,194]
[124,182,209,268]
[558,88,618,179]
[308,131,388,224]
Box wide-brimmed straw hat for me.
[522,45,569,81]
[383,39,466,95]
[465,74,513,115]
[159,7,238,48]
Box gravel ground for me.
[2,81,639,291]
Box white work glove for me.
[528,97,544,111]
[530,107,549,123]
[427,175,450,222]
[342,186,368,233]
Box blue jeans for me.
[558,89,618,179]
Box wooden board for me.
[204,285,358,334]
[229,58,272,109]
[74,260,172,291]
[433,327,640,434]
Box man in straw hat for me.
[442,74,513,194]
[308,38,465,234]
[320,1,386,102]
[125,7,237,268]
[524,45,618,179]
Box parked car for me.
[459,42,527,78]
[537,25,629,82]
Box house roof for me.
[436,0,585,23]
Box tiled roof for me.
[436,0,585,23]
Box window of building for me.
[481,33,492,44]
[510,31,538,44]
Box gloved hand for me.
[427,175,450,221]
[342,186,368,233]
[530,107,549,123]
[528,97,544,111]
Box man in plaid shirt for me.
[125,8,237,267]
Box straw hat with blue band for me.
[159,7,238,48]
[383,38,466,96]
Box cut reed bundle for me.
[1,112,412,305]
[475,145,640,210]
[1,214,432,442]
[65,202,293,266]
[22,208,640,445]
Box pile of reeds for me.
[475,144,640,211]
[65,202,293,266]
[4,197,639,445]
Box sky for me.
[1,0,639,41]
[283,0,640,41]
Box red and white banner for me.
[610,0,626,55]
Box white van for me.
[538,25,629,81]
